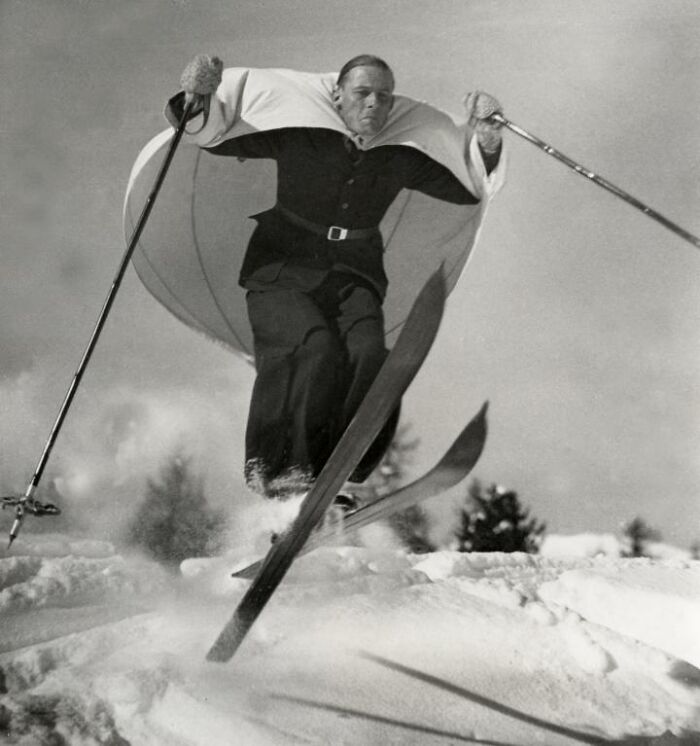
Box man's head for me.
[332,55,395,137]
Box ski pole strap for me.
[491,113,700,251]
[275,203,379,242]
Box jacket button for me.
[347,178,355,185]
[341,203,349,209]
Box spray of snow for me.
[0,375,256,543]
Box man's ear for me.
[332,86,342,108]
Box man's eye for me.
[354,89,391,103]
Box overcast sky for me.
[1,0,698,546]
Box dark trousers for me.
[244,273,399,497]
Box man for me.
[166,54,504,501]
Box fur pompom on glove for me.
[463,91,503,154]
[180,54,224,97]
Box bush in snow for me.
[0,691,129,745]
[126,453,225,567]
[362,424,419,498]
[455,480,546,554]
[621,516,662,558]
[362,426,435,553]
[389,504,435,554]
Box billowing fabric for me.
[123,67,505,360]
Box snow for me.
[1,532,699,745]
[540,562,700,669]
[540,533,694,562]
[540,532,625,558]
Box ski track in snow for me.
[0,534,698,745]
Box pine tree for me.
[389,504,435,554]
[455,480,546,553]
[126,453,225,567]
[363,426,435,553]
[621,516,661,558]
[362,424,420,498]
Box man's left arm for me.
[404,91,505,205]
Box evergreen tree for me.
[126,453,225,567]
[621,516,661,558]
[389,504,435,554]
[363,426,435,553]
[362,425,420,498]
[455,480,546,553]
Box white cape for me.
[124,67,505,359]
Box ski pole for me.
[2,99,196,550]
[489,112,700,251]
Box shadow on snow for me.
[267,651,700,745]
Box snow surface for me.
[1,532,699,745]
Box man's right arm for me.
[165,89,283,159]
[163,54,246,147]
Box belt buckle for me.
[327,225,348,241]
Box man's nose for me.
[365,93,377,108]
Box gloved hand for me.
[180,54,224,106]
[463,91,503,154]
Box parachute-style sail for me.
[123,68,504,359]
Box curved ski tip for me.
[475,400,489,438]
[477,400,489,421]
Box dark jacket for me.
[206,127,484,298]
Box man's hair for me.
[337,54,394,87]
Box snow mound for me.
[541,532,624,557]
[541,533,694,561]
[0,538,168,615]
[539,559,700,668]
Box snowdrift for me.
[0,533,698,745]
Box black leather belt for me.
[276,203,378,242]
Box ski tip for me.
[472,401,489,444]
[475,400,489,429]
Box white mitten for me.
[463,91,503,153]
[180,54,224,100]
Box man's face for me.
[333,65,394,137]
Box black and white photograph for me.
[1,1,699,743]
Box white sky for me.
[1,0,698,546]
